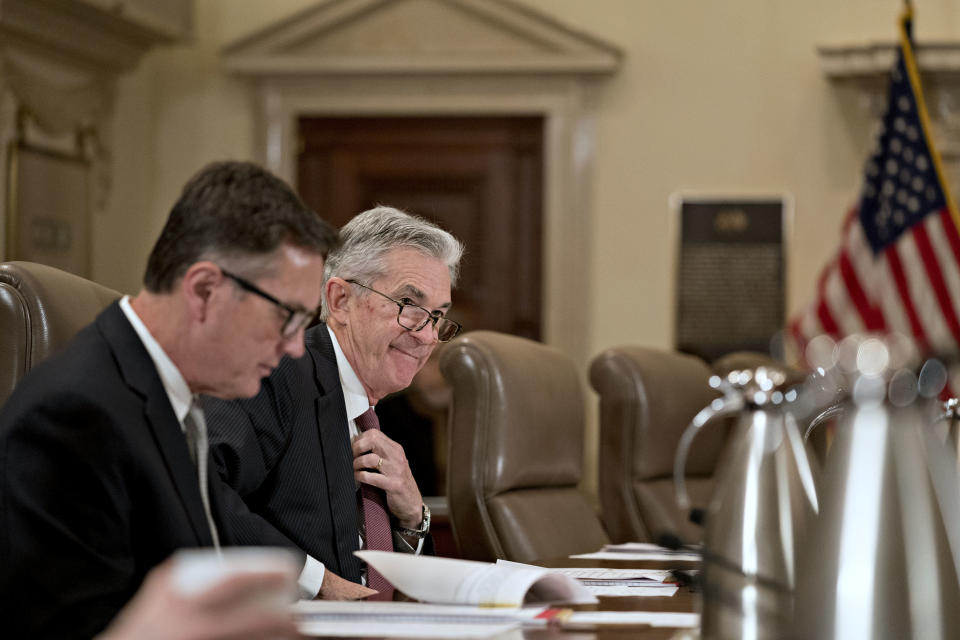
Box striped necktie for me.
[184,398,221,550]
[355,407,394,599]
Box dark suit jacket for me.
[206,324,432,586]
[0,302,227,639]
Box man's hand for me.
[352,429,424,529]
[317,570,378,601]
[97,559,299,640]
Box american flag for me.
[789,8,960,363]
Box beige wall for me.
[102,0,960,352]
[98,0,960,498]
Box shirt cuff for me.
[393,530,426,555]
[298,554,326,599]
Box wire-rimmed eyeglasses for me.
[346,279,462,342]
[221,269,317,339]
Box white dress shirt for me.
[297,327,426,597]
[118,296,192,432]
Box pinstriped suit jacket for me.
[0,302,225,638]
[206,324,365,582]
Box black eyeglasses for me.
[221,269,317,339]
[346,279,462,342]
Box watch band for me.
[396,503,431,538]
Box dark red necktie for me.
[355,407,395,599]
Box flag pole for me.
[897,4,960,229]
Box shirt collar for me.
[119,295,193,425]
[327,325,371,421]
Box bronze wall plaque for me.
[675,197,785,362]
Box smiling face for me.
[202,244,325,399]
[328,247,452,404]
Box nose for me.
[411,320,439,345]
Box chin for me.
[231,378,263,400]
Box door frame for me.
[253,73,597,368]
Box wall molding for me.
[224,0,623,363]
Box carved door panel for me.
[296,116,543,340]
[296,117,543,520]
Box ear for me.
[180,261,222,321]
[325,277,353,322]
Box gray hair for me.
[320,206,463,320]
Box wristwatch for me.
[397,503,431,539]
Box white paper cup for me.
[171,547,300,608]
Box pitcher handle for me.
[932,398,959,426]
[674,392,744,513]
[803,403,844,442]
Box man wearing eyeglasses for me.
[206,206,463,600]
[0,161,337,638]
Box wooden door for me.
[297,116,544,553]
[296,116,543,339]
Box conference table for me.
[305,553,700,639]
[522,555,700,640]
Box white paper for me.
[593,542,701,562]
[294,601,542,638]
[542,567,675,581]
[571,550,701,562]
[357,551,597,607]
[565,611,700,628]
[494,561,679,597]
[299,621,518,638]
[583,584,679,597]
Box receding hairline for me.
[318,205,463,320]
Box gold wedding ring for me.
[377,456,384,472]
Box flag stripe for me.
[814,259,840,337]
[816,296,840,337]
[939,208,960,269]
[912,220,960,346]
[838,250,885,330]
[885,245,931,354]
[897,235,952,351]
[930,212,960,338]
[876,253,913,337]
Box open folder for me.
[355,550,598,607]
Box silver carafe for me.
[934,397,960,461]
[793,340,960,639]
[674,366,820,640]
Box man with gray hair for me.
[206,206,464,599]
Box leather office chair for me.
[589,346,729,545]
[440,330,610,562]
[0,261,121,407]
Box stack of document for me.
[355,550,598,607]
[294,601,546,638]
[571,541,702,562]
[291,552,699,638]
[495,559,680,597]
[294,601,700,638]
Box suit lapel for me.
[97,302,213,547]
[308,325,363,580]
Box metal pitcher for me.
[934,397,960,462]
[793,344,960,639]
[674,366,820,640]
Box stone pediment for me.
[222,0,621,76]
[818,41,960,78]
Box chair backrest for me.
[711,350,784,377]
[0,261,121,407]
[440,330,610,562]
[589,346,728,544]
